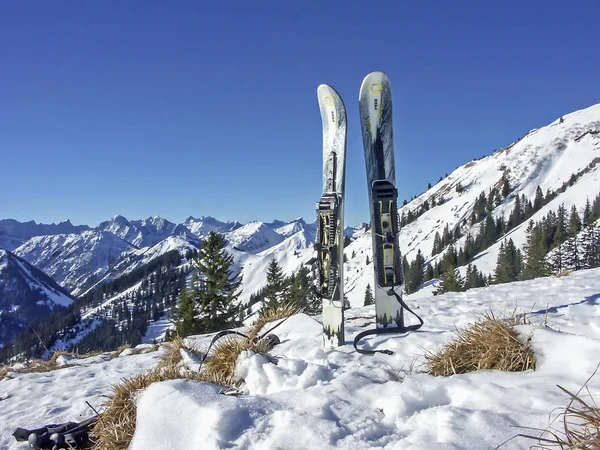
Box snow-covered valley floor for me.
[2,268,600,449]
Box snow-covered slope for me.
[184,216,242,238]
[225,221,286,254]
[0,249,74,345]
[399,104,600,262]
[0,219,89,251]
[97,215,198,248]
[2,269,600,449]
[13,230,137,296]
[234,227,316,305]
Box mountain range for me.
[1,102,599,354]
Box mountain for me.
[2,103,599,355]
[183,216,242,239]
[398,103,600,271]
[13,230,138,296]
[0,219,89,251]
[225,221,286,253]
[0,249,74,346]
[97,215,199,248]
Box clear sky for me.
[1,1,599,228]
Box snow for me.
[398,103,600,266]
[142,316,173,344]
[225,221,285,253]
[2,268,600,449]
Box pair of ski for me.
[316,71,423,355]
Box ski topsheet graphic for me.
[316,84,347,347]
[355,71,423,354]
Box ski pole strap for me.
[198,322,286,372]
[199,330,250,370]
[353,290,424,355]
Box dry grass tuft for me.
[556,270,573,278]
[112,343,132,357]
[17,358,60,374]
[425,311,536,376]
[90,366,196,450]
[200,336,274,386]
[91,305,299,450]
[156,336,184,369]
[501,366,600,449]
[0,365,8,381]
[247,302,300,340]
[130,344,159,355]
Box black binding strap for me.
[198,314,292,371]
[198,330,250,370]
[353,289,424,355]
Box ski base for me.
[323,301,344,347]
[316,193,344,347]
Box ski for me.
[355,71,423,354]
[315,84,347,347]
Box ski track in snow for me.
[2,268,600,449]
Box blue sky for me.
[1,1,599,228]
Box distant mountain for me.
[13,230,138,296]
[97,215,198,248]
[224,221,286,253]
[0,219,89,251]
[183,216,242,238]
[0,249,74,346]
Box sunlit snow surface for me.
[2,268,600,449]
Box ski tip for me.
[317,84,345,108]
[359,71,390,98]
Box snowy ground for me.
[1,268,600,449]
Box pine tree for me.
[501,175,510,198]
[364,283,374,306]
[424,264,434,282]
[435,264,464,294]
[554,204,567,247]
[533,186,544,211]
[580,225,599,269]
[194,232,242,332]
[549,242,567,274]
[508,195,522,229]
[523,225,550,280]
[582,199,593,228]
[343,296,351,311]
[264,258,285,309]
[568,205,582,238]
[494,239,520,284]
[171,279,202,337]
[432,231,442,256]
[563,236,581,271]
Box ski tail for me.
[316,84,347,347]
[356,71,423,355]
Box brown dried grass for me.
[247,302,300,340]
[0,365,8,381]
[501,366,600,449]
[200,335,274,386]
[156,336,184,370]
[111,343,132,357]
[425,311,536,376]
[91,304,298,449]
[90,365,201,450]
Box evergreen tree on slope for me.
[196,232,242,333]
